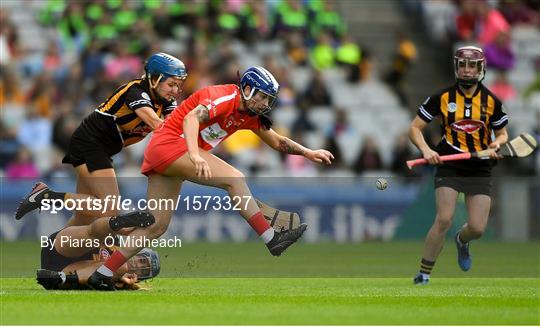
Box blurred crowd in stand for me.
[1,0,538,181]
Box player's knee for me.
[222,170,246,190]
[75,208,120,220]
[229,169,246,181]
[468,225,484,239]
[434,215,453,232]
[145,222,168,239]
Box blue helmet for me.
[240,66,280,114]
[129,248,160,280]
[144,52,187,83]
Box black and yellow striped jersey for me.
[96,79,177,146]
[417,83,508,156]
[41,231,119,272]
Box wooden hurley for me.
[407,133,538,169]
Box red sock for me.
[247,212,271,236]
[104,251,127,273]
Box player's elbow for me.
[408,126,418,142]
[148,119,163,131]
[183,112,197,127]
[266,135,284,151]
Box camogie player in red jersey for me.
[87,66,334,290]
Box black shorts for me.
[41,231,96,271]
[62,112,123,172]
[434,165,493,196]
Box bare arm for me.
[409,116,441,164]
[490,127,508,147]
[183,105,211,178]
[134,106,164,130]
[254,128,333,164]
[183,105,209,156]
[254,128,307,155]
[488,127,509,159]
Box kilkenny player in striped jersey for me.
[16,53,187,227]
[37,211,159,290]
[409,46,509,284]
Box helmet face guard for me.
[454,46,485,88]
[243,89,278,115]
[240,66,279,115]
[127,248,160,280]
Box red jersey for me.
[164,84,261,150]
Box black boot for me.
[266,223,307,256]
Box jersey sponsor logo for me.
[200,123,228,147]
[448,102,457,113]
[127,124,153,137]
[451,119,486,134]
[225,115,245,128]
[141,92,151,100]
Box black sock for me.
[420,258,435,275]
[68,271,82,289]
[65,271,79,284]
[60,271,80,290]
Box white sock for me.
[97,265,114,277]
[261,228,275,244]
[58,271,66,284]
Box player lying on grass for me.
[36,211,159,290]
[86,66,334,290]
[15,53,187,226]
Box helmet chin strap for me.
[243,98,270,116]
[458,78,478,89]
[149,73,162,89]
[148,74,176,104]
[242,98,258,116]
[239,85,262,116]
[151,85,172,104]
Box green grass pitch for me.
[1,241,539,325]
